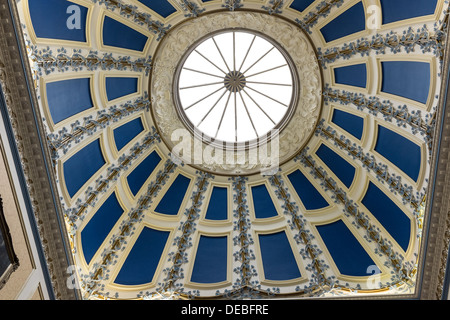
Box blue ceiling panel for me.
[114,227,170,285]
[289,0,315,12]
[251,184,278,219]
[331,109,364,140]
[28,0,88,42]
[81,192,124,265]
[381,61,431,104]
[362,182,411,251]
[105,77,138,101]
[155,174,191,215]
[317,220,377,276]
[205,187,228,221]
[102,16,148,52]
[316,144,356,189]
[63,139,106,198]
[113,117,145,152]
[287,169,329,210]
[126,151,162,196]
[320,2,366,42]
[334,63,367,88]
[138,0,177,18]
[258,231,301,281]
[46,78,93,124]
[190,235,228,284]
[380,0,438,24]
[375,125,421,182]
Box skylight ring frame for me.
[172,28,301,151]
[150,10,323,176]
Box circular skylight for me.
[174,29,298,145]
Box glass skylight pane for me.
[174,30,297,144]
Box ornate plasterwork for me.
[6,0,450,301]
[0,0,78,300]
[150,11,322,176]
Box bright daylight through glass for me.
[176,30,296,144]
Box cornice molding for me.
[417,18,450,300]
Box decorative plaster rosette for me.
[150,11,322,176]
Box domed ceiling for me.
[15,0,449,299]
